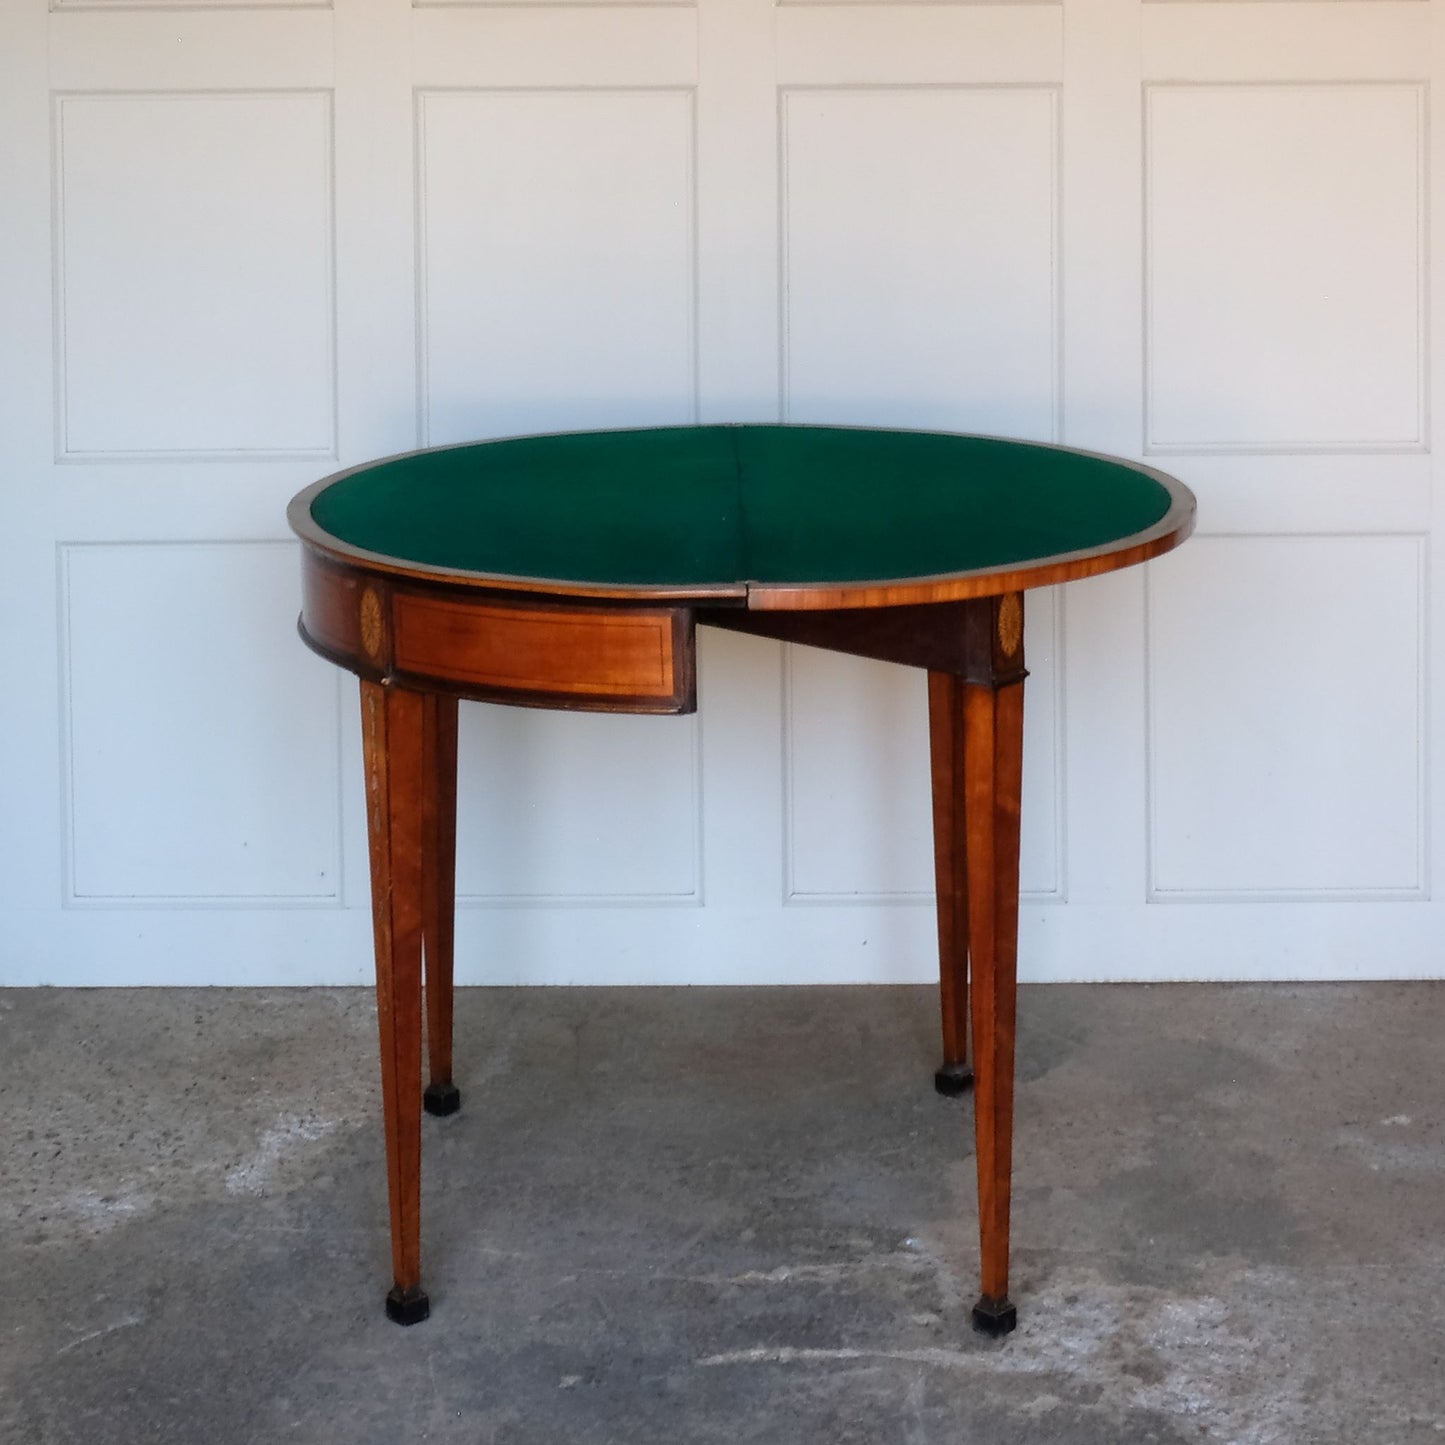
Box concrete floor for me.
[1,984,1443,1445]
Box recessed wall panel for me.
[1145,83,1425,453]
[782,86,1058,438]
[787,591,1062,901]
[63,543,341,903]
[454,706,699,902]
[418,89,696,444]
[55,92,335,458]
[1147,536,1425,898]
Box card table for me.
[288,423,1195,1336]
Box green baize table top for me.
[308,424,1178,592]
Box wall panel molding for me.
[53,1,328,11]
[779,83,1061,441]
[414,86,698,446]
[1145,532,1428,901]
[52,88,337,462]
[59,541,345,907]
[1144,80,1427,455]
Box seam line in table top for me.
[729,428,754,592]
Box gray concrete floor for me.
[1,984,1443,1444]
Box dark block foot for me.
[423,1081,461,1117]
[385,1286,430,1326]
[971,1295,1017,1338]
[934,1062,974,1096]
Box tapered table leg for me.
[360,680,430,1326]
[422,693,460,1118]
[959,593,1026,1338]
[928,671,972,1096]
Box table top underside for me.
[308,425,1178,592]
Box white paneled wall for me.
[0,0,1440,984]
